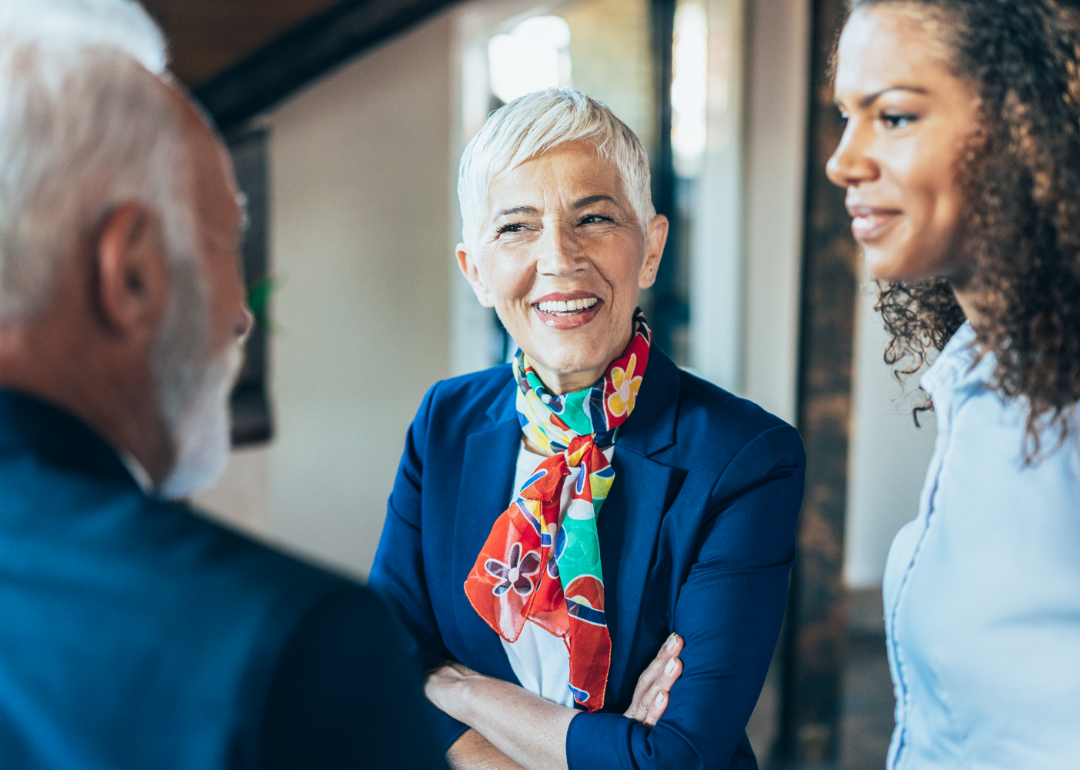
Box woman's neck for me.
[950,273,983,330]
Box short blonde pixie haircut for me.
[457,88,656,251]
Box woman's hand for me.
[424,662,575,770]
[425,661,482,717]
[624,633,684,727]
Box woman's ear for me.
[95,201,170,339]
[455,243,496,308]
[639,214,669,289]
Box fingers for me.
[624,633,685,725]
[640,634,683,689]
[641,655,683,727]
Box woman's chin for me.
[863,246,917,283]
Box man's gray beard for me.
[151,259,242,500]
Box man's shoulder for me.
[143,494,362,619]
[0,456,388,767]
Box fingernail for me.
[655,691,666,706]
[666,634,678,651]
[665,657,677,675]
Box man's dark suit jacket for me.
[371,349,806,770]
[0,390,445,770]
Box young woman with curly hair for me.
[828,1,1080,767]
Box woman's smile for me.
[846,202,902,242]
[533,292,602,328]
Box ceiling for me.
[141,0,341,86]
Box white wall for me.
[739,0,808,425]
[198,10,457,579]
[689,0,748,393]
[844,281,937,587]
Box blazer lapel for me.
[599,350,686,706]
[599,450,686,706]
[450,381,521,684]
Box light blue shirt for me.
[884,322,1080,769]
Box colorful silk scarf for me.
[464,309,652,711]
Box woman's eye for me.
[838,111,849,127]
[496,223,528,235]
[578,214,613,226]
[881,113,917,129]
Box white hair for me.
[0,0,192,321]
[0,0,167,74]
[458,88,656,250]
[0,0,236,498]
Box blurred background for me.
[142,0,938,766]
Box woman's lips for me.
[848,206,901,242]
[533,297,603,329]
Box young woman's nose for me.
[826,119,879,189]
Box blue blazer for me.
[0,391,445,770]
[370,349,806,770]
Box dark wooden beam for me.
[193,0,461,132]
[647,0,689,362]
[778,0,855,763]
[142,0,341,87]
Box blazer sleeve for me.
[565,424,806,770]
[368,383,471,752]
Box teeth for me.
[536,297,599,314]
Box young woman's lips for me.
[849,207,901,242]
[532,294,603,330]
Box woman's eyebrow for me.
[495,205,539,217]
[847,85,929,109]
[574,195,616,208]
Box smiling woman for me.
[827,2,1080,768]
[368,88,807,770]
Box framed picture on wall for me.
[226,127,273,446]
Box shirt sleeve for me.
[367,383,472,752]
[257,585,448,770]
[565,424,806,770]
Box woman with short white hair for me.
[370,88,805,770]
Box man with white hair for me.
[0,2,445,768]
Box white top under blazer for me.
[883,322,1080,769]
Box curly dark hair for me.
[849,0,1080,458]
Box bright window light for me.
[671,1,707,177]
[488,16,572,105]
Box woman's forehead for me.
[487,143,626,209]
[837,6,952,94]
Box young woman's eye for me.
[881,113,917,128]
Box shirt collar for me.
[920,321,995,405]
[0,388,147,493]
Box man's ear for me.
[455,243,495,308]
[639,214,669,290]
[95,202,170,338]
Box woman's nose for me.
[537,224,586,276]
[826,120,878,189]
